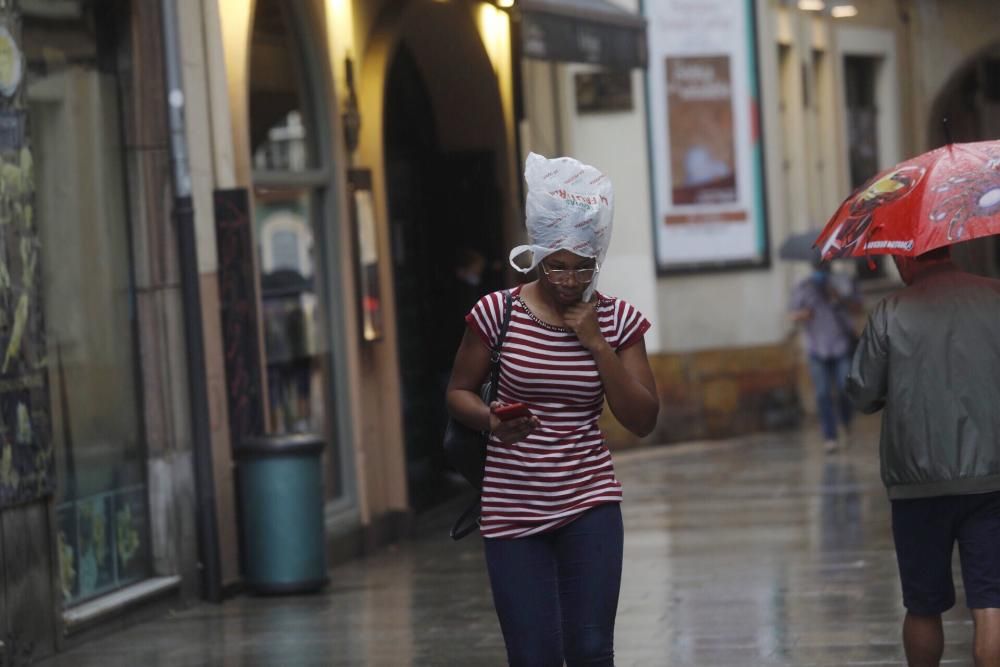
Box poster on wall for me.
[646,0,769,272]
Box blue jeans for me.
[483,503,624,667]
[808,354,853,441]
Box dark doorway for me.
[384,46,504,510]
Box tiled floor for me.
[41,419,979,666]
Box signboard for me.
[214,188,265,445]
[646,0,769,272]
[520,4,647,69]
[347,169,384,342]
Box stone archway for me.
[928,42,1000,147]
[367,1,514,510]
[927,42,1000,276]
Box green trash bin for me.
[236,433,328,594]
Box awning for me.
[518,0,647,69]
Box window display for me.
[24,2,149,604]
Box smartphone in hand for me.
[493,402,534,421]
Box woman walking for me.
[447,154,659,666]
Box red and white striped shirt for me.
[466,285,651,539]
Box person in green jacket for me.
[849,246,1000,667]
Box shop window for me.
[250,0,345,501]
[256,192,321,435]
[250,0,314,173]
[23,2,149,604]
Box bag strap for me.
[449,498,481,540]
[484,290,513,405]
[450,291,514,542]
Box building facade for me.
[0,0,199,660]
[601,0,1000,446]
[3,0,1000,663]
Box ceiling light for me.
[798,0,825,10]
[831,4,858,18]
[497,0,515,7]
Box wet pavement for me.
[41,419,979,666]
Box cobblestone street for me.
[41,420,978,666]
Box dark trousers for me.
[807,354,853,441]
[891,490,1000,614]
[483,503,624,667]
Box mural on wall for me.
[0,13,53,508]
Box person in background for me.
[437,247,493,477]
[789,258,863,452]
[440,248,490,386]
[848,247,1000,667]
[454,247,488,310]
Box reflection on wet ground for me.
[41,418,976,666]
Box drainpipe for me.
[161,0,223,603]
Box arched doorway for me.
[248,0,353,508]
[382,6,510,510]
[929,43,1000,276]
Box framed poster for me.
[646,0,770,273]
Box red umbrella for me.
[815,140,1000,260]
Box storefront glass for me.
[250,0,345,502]
[255,190,324,435]
[250,0,315,174]
[23,2,149,605]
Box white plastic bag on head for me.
[510,152,614,301]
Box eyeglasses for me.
[540,261,600,285]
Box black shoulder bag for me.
[443,290,513,540]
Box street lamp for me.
[831,3,858,18]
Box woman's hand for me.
[563,301,606,352]
[489,402,540,444]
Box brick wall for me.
[601,342,803,449]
